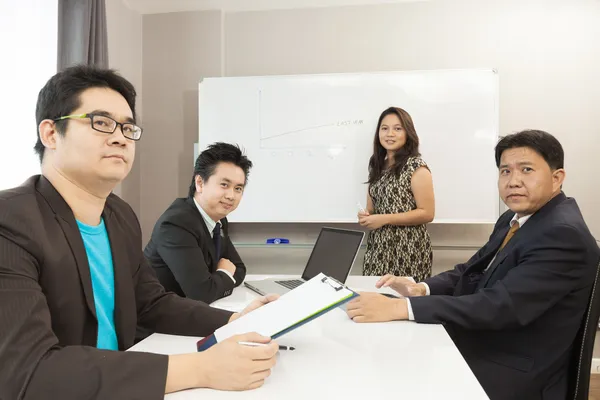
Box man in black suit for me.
[144,142,250,303]
[0,66,278,400]
[346,130,600,399]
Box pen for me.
[238,341,295,351]
[357,202,366,213]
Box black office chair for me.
[568,258,600,399]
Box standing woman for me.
[359,107,435,282]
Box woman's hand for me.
[358,214,387,230]
[357,209,370,220]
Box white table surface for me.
[129,275,488,399]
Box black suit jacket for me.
[410,193,600,400]
[144,197,246,303]
[0,176,233,400]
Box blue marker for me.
[266,238,290,244]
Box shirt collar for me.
[193,197,220,235]
[510,213,532,228]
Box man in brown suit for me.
[0,66,278,400]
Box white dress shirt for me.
[405,213,532,320]
[193,198,236,284]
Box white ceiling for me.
[124,0,429,14]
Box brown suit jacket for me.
[0,175,233,400]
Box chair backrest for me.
[568,258,600,400]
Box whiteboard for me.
[198,70,499,223]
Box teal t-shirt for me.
[77,218,118,350]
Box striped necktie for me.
[499,221,520,251]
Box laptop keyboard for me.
[275,279,304,290]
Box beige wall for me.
[224,0,600,236]
[138,0,600,271]
[107,0,600,355]
[106,0,143,214]
[141,11,222,238]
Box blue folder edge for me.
[196,289,359,352]
[196,333,217,351]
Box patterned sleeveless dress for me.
[362,156,433,282]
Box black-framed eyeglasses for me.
[54,113,143,141]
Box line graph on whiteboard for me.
[257,89,367,155]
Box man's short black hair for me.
[34,65,137,162]
[188,142,253,197]
[495,130,564,170]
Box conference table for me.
[129,275,489,399]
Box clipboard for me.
[197,273,358,351]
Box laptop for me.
[244,227,365,296]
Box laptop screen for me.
[301,228,365,283]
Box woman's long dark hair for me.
[367,107,421,185]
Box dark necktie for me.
[213,222,222,261]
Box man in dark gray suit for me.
[347,130,600,399]
[0,66,278,400]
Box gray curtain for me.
[57,0,108,70]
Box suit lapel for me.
[185,197,218,263]
[479,251,509,288]
[36,176,97,319]
[457,225,509,295]
[479,222,529,288]
[103,207,135,350]
[468,224,510,274]
[55,216,97,319]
